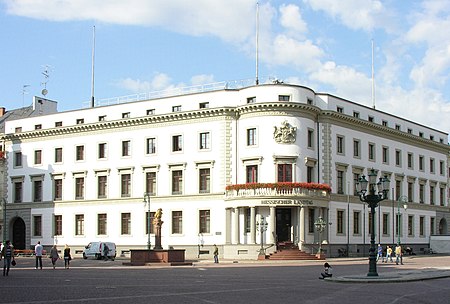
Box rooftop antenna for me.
[22,84,30,106]
[41,65,51,97]
[91,25,96,108]
[371,39,375,109]
[255,2,259,85]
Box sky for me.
[1,0,450,135]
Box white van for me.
[82,242,116,260]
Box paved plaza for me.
[0,255,448,303]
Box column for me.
[299,206,305,250]
[233,207,240,244]
[269,207,276,244]
[225,208,232,244]
[250,207,256,244]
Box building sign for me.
[261,199,313,206]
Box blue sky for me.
[1,0,450,134]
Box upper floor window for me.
[76,118,84,124]
[382,146,389,164]
[199,168,211,193]
[336,135,344,154]
[172,135,183,152]
[75,177,85,199]
[199,102,209,109]
[368,143,375,161]
[277,164,292,182]
[395,150,401,166]
[55,121,63,127]
[98,143,107,159]
[172,105,181,112]
[15,127,22,133]
[307,129,314,148]
[98,115,106,121]
[353,111,360,118]
[146,109,155,115]
[278,95,290,101]
[121,174,131,197]
[122,140,131,157]
[146,138,156,154]
[353,140,360,158]
[419,155,424,171]
[172,170,183,195]
[382,120,388,126]
[368,116,374,122]
[246,165,258,183]
[307,98,313,105]
[247,128,257,146]
[35,124,42,130]
[55,148,63,163]
[395,124,401,130]
[76,145,84,161]
[122,112,130,119]
[247,97,256,104]
[407,153,414,169]
[34,150,42,165]
[407,128,412,134]
[14,151,22,167]
[337,106,344,113]
[419,132,424,137]
[199,132,210,150]
[430,158,435,174]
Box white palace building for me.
[2,80,450,259]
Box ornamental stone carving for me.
[273,120,297,144]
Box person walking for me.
[395,243,404,265]
[2,240,15,276]
[50,245,59,269]
[35,241,43,269]
[213,244,219,263]
[385,245,393,263]
[63,245,71,269]
[377,244,383,262]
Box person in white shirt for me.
[34,241,43,269]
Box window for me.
[395,180,402,200]
[337,106,343,113]
[337,210,344,234]
[97,214,107,235]
[408,215,414,236]
[199,168,211,193]
[419,183,425,203]
[307,166,314,183]
[440,187,445,206]
[337,170,344,194]
[353,111,359,118]
[407,153,413,169]
[277,164,292,182]
[172,135,183,152]
[146,211,155,234]
[121,174,131,197]
[430,185,435,205]
[146,138,156,154]
[121,213,131,235]
[14,151,22,167]
[98,175,107,198]
[172,105,181,112]
[33,180,42,202]
[13,181,23,203]
[15,127,22,133]
[55,147,63,163]
[172,211,183,234]
[382,213,389,235]
[308,208,315,233]
[430,158,435,173]
[34,150,42,165]
[76,118,84,124]
[395,124,401,130]
[419,156,424,171]
[146,109,155,115]
[199,102,209,108]
[430,217,435,235]
[419,132,423,137]
[122,112,130,118]
[98,115,106,121]
[368,143,375,161]
[54,215,62,236]
[368,116,374,122]
[353,140,360,158]
[407,182,414,202]
[76,145,84,161]
[307,129,314,148]
[353,211,360,235]
[419,216,425,236]
[199,210,210,234]
[247,97,256,103]
[439,161,444,175]
[172,170,183,194]
[122,140,131,157]
[382,146,389,164]
[395,150,401,166]
[353,173,360,195]
[199,132,210,150]
[55,121,62,127]
[278,95,290,101]
[430,135,434,141]
[35,124,42,130]
[145,172,156,195]
[307,98,313,105]
[246,165,258,183]
[247,128,256,146]
[75,214,84,235]
[98,143,107,159]
[336,135,344,154]
[382,120,388,126]
[407,128,412,134]
[54,179,63,201]
[75,177,84,199]
[33,215,42,237]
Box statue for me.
[153,208,163,250]
[153,208,163,225]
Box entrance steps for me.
[268,242,324,260]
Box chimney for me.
[0,107,5,117]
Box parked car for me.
[83,242,116,260]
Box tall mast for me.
[91,25,96,108]
[371,39,375,109]
[255,2,259,85]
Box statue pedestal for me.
[128,249,191,266]
[154,220,163,250]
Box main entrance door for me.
[276,208,292,242]
[12,217,26,250]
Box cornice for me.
[237,102,320,120]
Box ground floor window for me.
[199,210,210,234]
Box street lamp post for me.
[256,216,268,257]
[356,168,390,277]
[314,216,327,255]
[143,192,151,250]
[397,196,408,245]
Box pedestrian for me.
[213,244,219,263]
[63,244,71,269]
[1,240,15,276]
[35,241,43,269]
[50,245,59,269]
[385,245,393,262]
[103,243,109,261]
[377,244,383,262]
[319,262,332,279]
[395,243,403,265]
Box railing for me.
[225,182,331,199]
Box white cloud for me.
[190,74,215,86]
[279,4,308,37]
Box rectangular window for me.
[247,97,256,103]
[419,184,425,203]
[14,181,23,203]
[146,211,155,234]
[308,208,315,233]
[172,170,183,194]
[14,151,22,167]
[15,127,22,133]
[199,210,210,234]
[54,215,62,236]
[353,111,359,118]
[382,146,389,164]
[430,185,435,205]
[98,115,106,121]
[353,211,360,235]
[122,140,131,157]
[121,174,131,197]
[353,173,360,196]
[407,153,413,169]
[395,124,401,130]
[278,95,290,101]
[419,216,425,236]
[368,143,375,161]
[247,128,257,146]
[54,179,63,201]
[76,118,84,124]
[97,213,107,235]
[199,102,209,108]
[307,166,314,183]
[122,112,130,118]
[353,140,360,158]
[35,124,42,130]
[199,132,210,150]
[382,120,388,126]
[34,150,42,165]
[440,187,445,206]
[55,121,62,127]
[439,161,445,175]
[337,210,344,234]
[246,165,258,183]
[98,143,107,159]
[98,176,107,198]
[172,135,183,152]
[145,172,157,195]
[146,138,156,154]
[337,170,344,194]
[75,214,84,236]
[172,105,181,112]
[199,168,211,193]
[33,180,42,202]
[337,106,344,113]
[172,211,183,234]
[408,215,414,236]
[395,180,401,200]
[146,109,155,115]
[307,129,314,148]
[336,135,344,154]
[430,217,435,235]
[121,213,131,235]
[75,177,84,199]
[33,215,42,237]
[395,150,401,166]
[383,213,389,235]
[55,148,63,163]
[76,145,84,161]
[430,158,435,173]
[419,156,424,171]
[408,182,414,202]
[277,164,292,182]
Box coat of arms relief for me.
[273,120,297,144]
